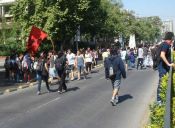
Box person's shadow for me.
[118,94,133,104]
[49,86,80,92]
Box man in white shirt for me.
[66,49,75,80]
[137,44,144,70]
[102,48,110,61]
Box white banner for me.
[129,34,136,49]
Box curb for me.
[0,82,36,95]
[0,63,104,95]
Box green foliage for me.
[11,0,91,46]
[172,52,175,127]
[7,0,162,54]
[172,73,175,127]
[147,52,175,128]
[146,75,168,128]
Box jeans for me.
[57,69,67,92]
[37,71,50,92]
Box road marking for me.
[27,97,61,113]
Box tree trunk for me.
[50,38,55,51]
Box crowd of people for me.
[3,48,99,94]
[4,32,172,105]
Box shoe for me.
[71,78,74,81]
[115,96,119,103]
[58,90,62,94]
[110,99,116,106]
[62,89,67,93]
[37,91,41,95]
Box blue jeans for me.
[37,71,50,92]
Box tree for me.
[11,0,90,50]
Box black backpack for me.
[152,43,163,70]
[55,57,64,70]
[36,59,44,72]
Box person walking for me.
[66,49,75,81]
[137,44,144,70]
[104,48,126,106]
[55,51,68,93]
[120,48,128,71]
[84,50,93,73]
[75,50,86,80]
[36,52,50,95]
[157,32,175,104]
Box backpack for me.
[36,59,44,72]
[104,56,118,80]
[125,53,129,61]
[10,59,17,69]
[55,57,64,70]
[152,43,163,70]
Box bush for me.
[172,73,175,127]
[146,74,168,128]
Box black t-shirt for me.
[161,42,171,63]
[159,42,171,71]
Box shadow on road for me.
[118,94,133,103]
[48,86,80,93]
[90,70,99,74]
[67,87,80,92]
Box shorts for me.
[68,64,74,71]
[112,80,121,89]
[77,65,84,72]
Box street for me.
[0,67,158,128]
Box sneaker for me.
[110,99,116,106]
[37,91,41,95]
[115,96,119,103]
[58,90,62,94]
[62,89,67,93]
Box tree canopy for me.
[7,0,162,51]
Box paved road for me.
[0,67,158,128]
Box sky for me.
[122,0,175,20]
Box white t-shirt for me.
[102,51,110,61]
[85,53,92,62]
[121,50,127,60]
[67,53,75,65]
[138,48,143,58]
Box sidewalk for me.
[0,62,103,95]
